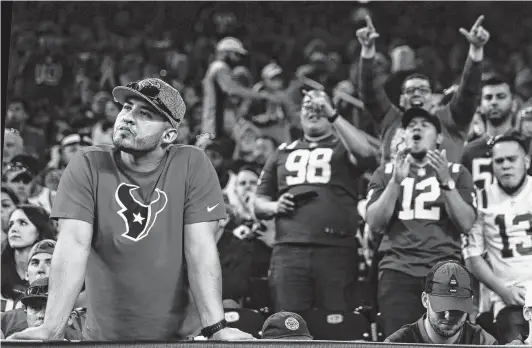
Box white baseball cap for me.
[216,37,247,55]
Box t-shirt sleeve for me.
[50,150,95,224]
[454,163,478,211]
[184,149,227,225]
[462,208,486,260]
[256,151,279,200]
[366,164,389,209]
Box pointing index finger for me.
[365,16,375,30]
[472,15,484,30]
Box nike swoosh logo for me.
[207,203,219,212]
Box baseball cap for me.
[402,107,442,133]
[261,312,313,340]
[424,260,475,314]
[262,63,283,80]
[216,37,247,55]
[20,277,49,306]
[27,239,56,266]
[3,159,34,183]
[112,78,186,128]
[61,133,93,147]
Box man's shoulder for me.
[385,322,421,342]
[462,321,498,344]
[208,60,230,75]
[463,135,490,153]
[0,308,27,337]
[167,144,206,161]
[77,145,114,162]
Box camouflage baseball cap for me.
[112,78,186,128]
[424,260,475,314]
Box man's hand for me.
[393,148,413,184]
[500,285,526,306]
[302,90,336,120]
[356,16,380,49]
[211,327,255,340]
[426,149,451,184]
[275,193,295,215]
[459,15,490,49]
[6,326,56,341]
[195,136,213,150]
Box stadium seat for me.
[301,309,371,341]
[224,308,265,338]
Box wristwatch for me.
[440,179,456,191]
[201,319,228,338]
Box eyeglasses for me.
[26,284,48,297]
[403,86,432,95]
[126,82,173,119]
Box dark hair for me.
[491,130,529,153]
[257,135,279,149]
[482,76,513,94]
[8,97,29,112]
[15,204,57,240]
[1,186,20,206]
[402,73,431,91]
[1,204,57,300]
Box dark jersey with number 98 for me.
[256,135,366,248]
[366,162,477,277]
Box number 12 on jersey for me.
[398,177,441,221]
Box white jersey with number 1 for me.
[463,175,532,315]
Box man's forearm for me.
[442,190,476,232]
[43,237,89,338]
[465,256,506,297]
[359,49,393,123]
[449,46,483,126]
[332,115,378,159]
[253,196,277,220]
[186,229,225,327]
[366,181,401,233]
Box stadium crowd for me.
[2,1,532,344]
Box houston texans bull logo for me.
[115,183,168,242]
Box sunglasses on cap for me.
[26,284,48,297]
[6,128,21,137]
[125,82,173,119]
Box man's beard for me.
[429,313,464,338]
[487,109,512,127]
[430,319,461,338]
[113,132,161,154]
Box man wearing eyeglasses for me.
[357,15,489,164]
[8,78,253,341]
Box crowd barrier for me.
[1,341,523,348]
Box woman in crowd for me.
[1,187,20,252]
[1,204,57,309]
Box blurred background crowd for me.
[2,1,532,343]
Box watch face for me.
[448,180,456,190]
